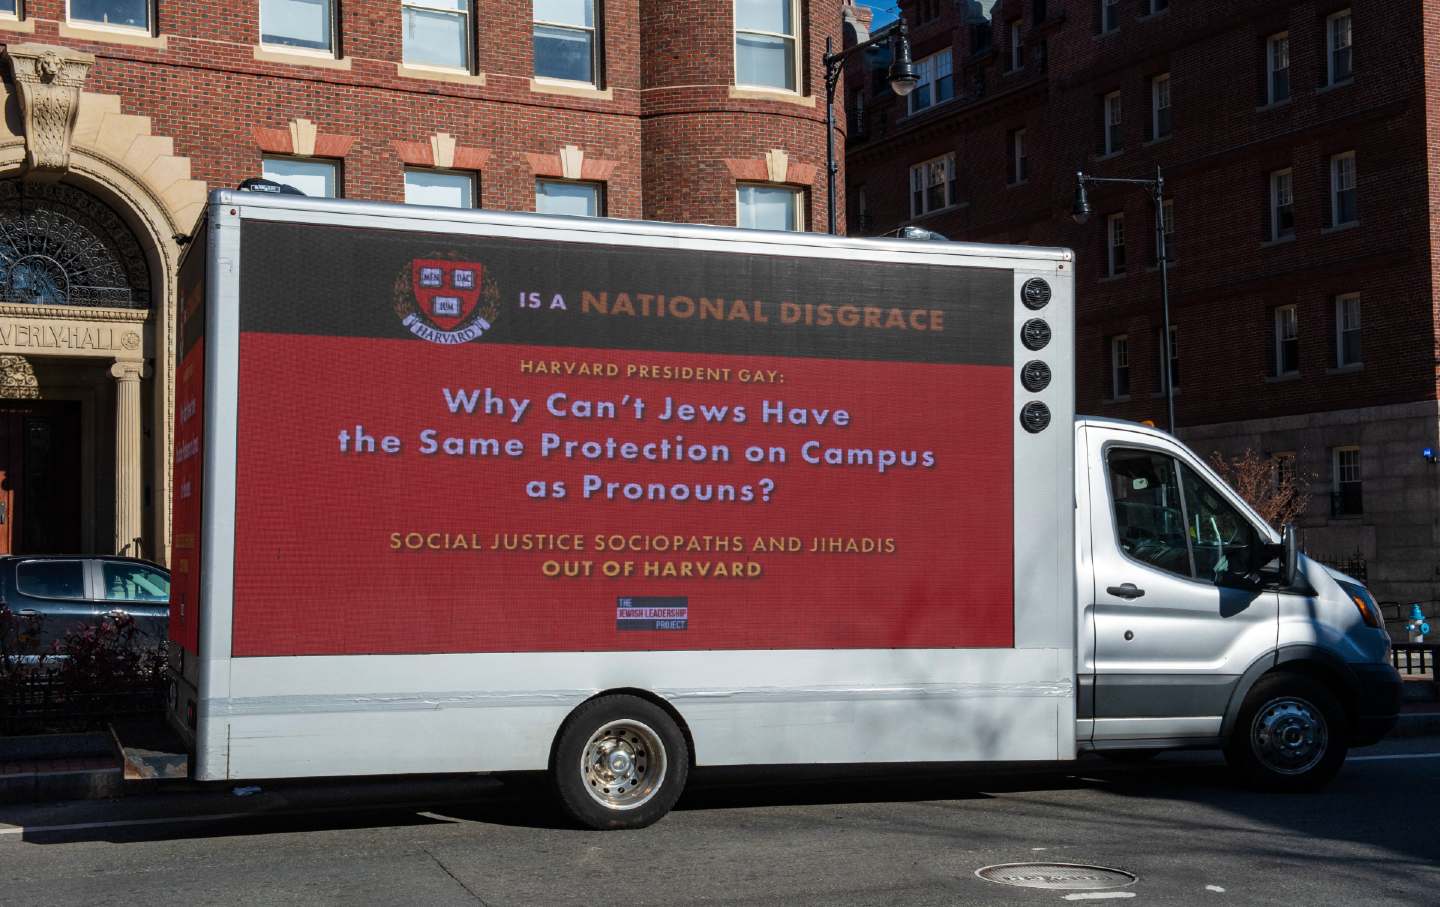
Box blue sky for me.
[859,2,899,26]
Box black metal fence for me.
[1307,550,1367,582]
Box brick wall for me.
[5,0,840,228]
[846,0,1436,424]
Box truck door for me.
[1088,437,1278,743]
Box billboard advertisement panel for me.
[231,222,1015,656]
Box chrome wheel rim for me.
[580,719,667,810]
[1250,696,1328,775]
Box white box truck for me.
[169,191,1400,829]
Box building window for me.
[1110,334,1130,398]
[735,0,798,92]
[262,157,339,197]
[849,88,866,135]
[1156,325,1178,391]
[1157,197,1175,262]
[1273,304,1298,375]
[908,50,954,114]
[1267,32,1290,104]
[1151,73,1171,139]
[535,0,600,84]
[260,0,333,51]
[1330,151,1357,226]
[536,179,603,217]
[404,169,476,208]
[402,0,471,70]
[737,184,803,231]
[1009,128,1028,184]
[1327,9,1352,85]
[909,152,957,217]
[1272,451,1296,490]
[1332,446,1362,516]
[1103,90,1123,155]
[70,0,148,29]
[1148,0,1168,13]
[1101,0,1119,33]
[1269,168,1294,241]
[1335,293,1361,367]
[1107,213,1126,276]
[1008,19,1023,72]
[0,1,17,18]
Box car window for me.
[16,560,86,599]
[1179,464,1263,584]
[102,563,170,602]
[1107,448,1193,579]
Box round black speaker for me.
[1021,278,1052,310]
[1021,319,1052,351]
[1022,360,1052,392]
[1021,401,1052,433]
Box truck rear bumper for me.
[1350,662,1402,746]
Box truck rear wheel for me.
[1224,674,1347,792]
[551,694,689,830]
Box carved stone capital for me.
[4,43,95,177]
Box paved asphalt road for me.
[2,737,1438,906]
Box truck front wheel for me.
[1224,674,1348,792]
[551,694,689,830]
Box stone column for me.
[111,359,147,556]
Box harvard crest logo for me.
[393,256,501,344]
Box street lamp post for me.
[1073,165,1176,434]
[823,19,918,235]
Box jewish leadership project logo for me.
[393,256,501,344]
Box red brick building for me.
[846,0,1440,606]
[0,0,843,565]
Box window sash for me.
[1111,335,1130,398]
[1270,170,1294,239]
[908,51,954,113]
[1108,214,1126,275]
[403,0,471,70]
[1329,11,1352,83]
[536,179,603,217]
[1009,20,1023,70]
[909,153,956,217]
[1275,305,1298,373]
[1331,153,1357,224]
[69,0,149,30]
[1268,34,1290,103]
[1102,0,1119,32]
[1152,75,1171,137]
[735,0,798,91]
[404,169,476,208]
[1334,448,1360,486]
[262,157,339,198]
[0,0,17,17]
[260,0,333,51]
[1105,92,1123,154]
[737,184,803,231]
[1336,295,1361,365]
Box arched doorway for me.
[0,180,154,556]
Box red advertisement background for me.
[231,334,1013,656]
[170,339,204,653]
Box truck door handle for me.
[17,608,38,617]
[1106,583,1146,600]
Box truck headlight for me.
[1336,580,1383,629]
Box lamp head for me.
[887,20,918,97]
[1071,175,1092,225]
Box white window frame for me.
[1267,32,1290,104]
[1330,151,1357,226]
[907,49,954,115]
[736,183,804,232]
[1327,9,1352,86]
[733,0,801,94]
[1107,212,1126,276]
[1269,168,1294,241]
[535,178,605,217]
[1010,128,1028,184]
[1008,19,1023,72]
[909,152,957,218]
[68,0,151,33]
[1104,90,1123,156]
[1151,73,1171,139]
[534,0,600,86]
[400,0,472,73]
[1110,334,1130,399]
[258,0,338,54]
[1335,292,1362,367]
[404,168,477,209]
[262,156,340,198]
[1101,0,1119,34]
[0,0,20,20]
[1274,303,1299,376]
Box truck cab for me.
[1076,417,1401,787]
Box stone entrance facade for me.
[0,42,205,562]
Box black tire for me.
[1224,674,1348,792]
[551,694,689,830]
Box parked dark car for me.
[0,555,168,651]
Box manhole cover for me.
[975,863,1137,891]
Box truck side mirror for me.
[1280,523,1299,588]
